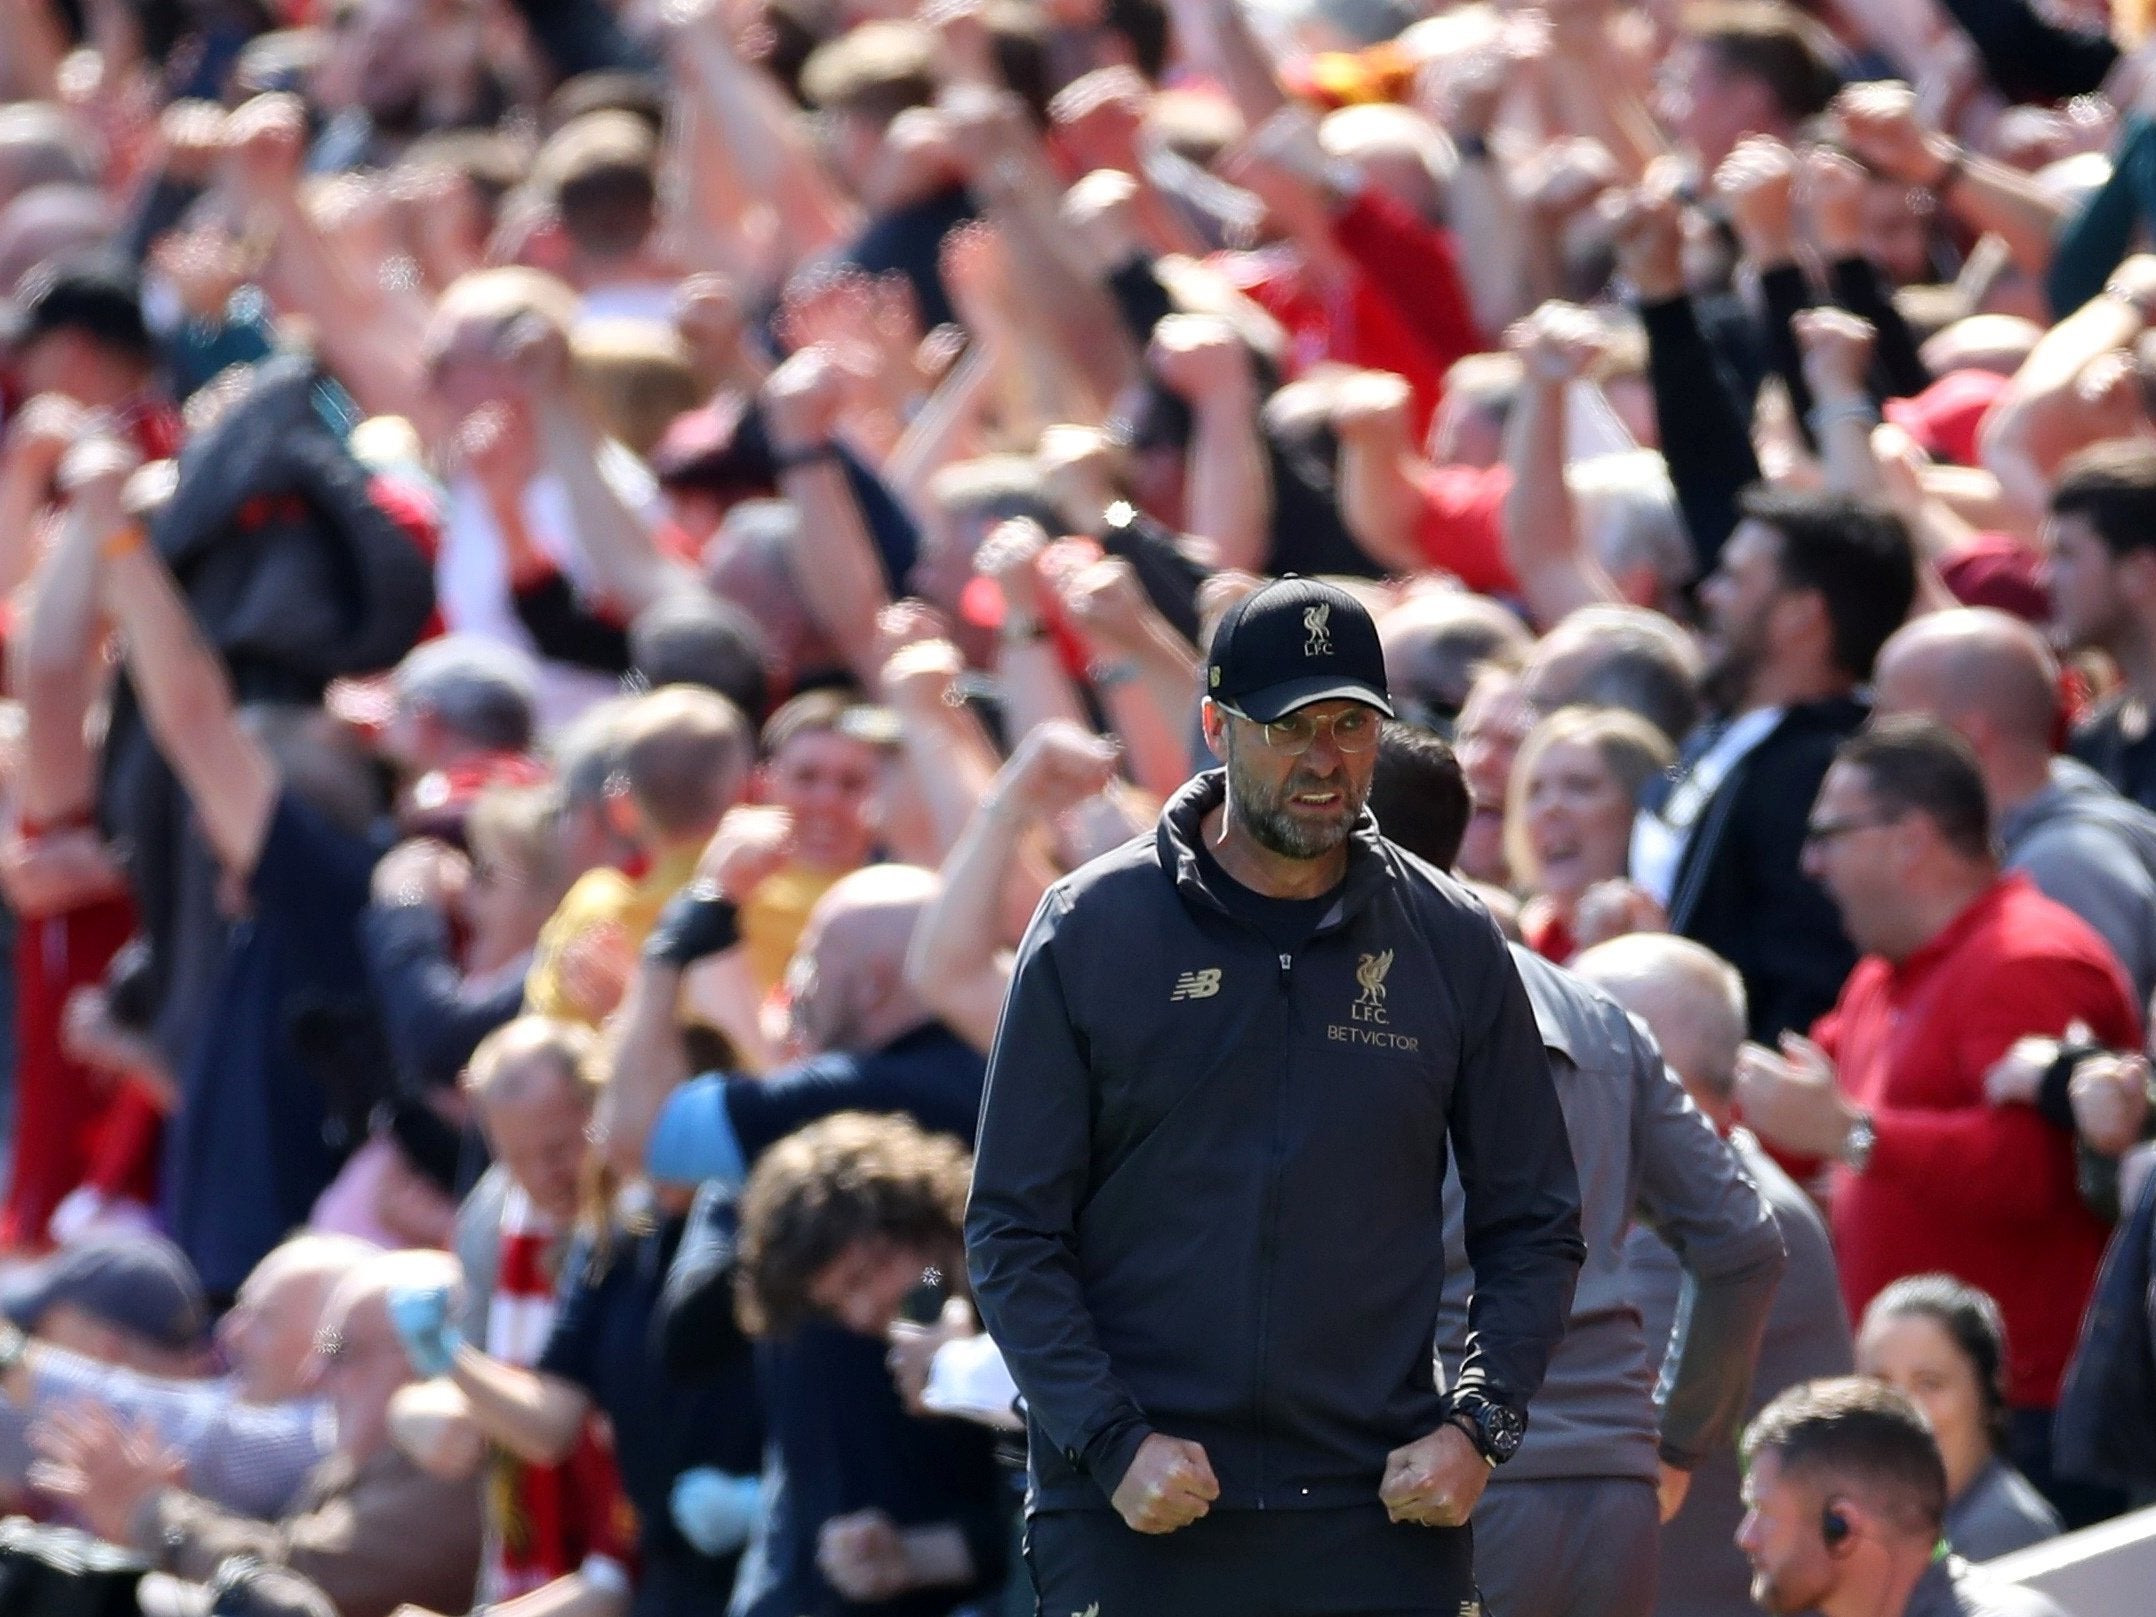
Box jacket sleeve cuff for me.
[1078,1414,1154,1496]
[1445,1367,1522,1414]
[1636,293,1698,341]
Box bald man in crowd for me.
[1585,935,1854,1617]
[1872,608,2156,1003]
[36,1250,484,1617]
[605,861,986,1185]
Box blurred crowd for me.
[0,0,2152,1613]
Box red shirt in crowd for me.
[1812,872,2140,1409]
[1213,187,1484,441]
[3,879,154,1249]
[1408,462,1517,596]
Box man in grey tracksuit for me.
[1578,934,1854,1617]
[1434,947,1787,1617]
[968,579,1585,1617]
[1365,732,1787,1617]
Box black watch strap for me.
[1444,1409,1495,1465]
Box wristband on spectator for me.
[771,441,843,474]
[644,884,742,969]
[2037,1041,2103,1133]
[1806,397,1880,437]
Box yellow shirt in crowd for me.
[524,844,704,1024]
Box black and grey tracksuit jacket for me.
[966,771,1586,1514]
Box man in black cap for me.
[968,577,1586,1615]
[1,1232,211,1378]
[2,258,163,417]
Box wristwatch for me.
[1841,1108,1877,1173]
[1445,1393,1527,1467]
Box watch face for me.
[1482,1405,1527,1461]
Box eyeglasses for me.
[1803,812,1903,848]
[311,1327,383,1367]
[1218,704,1381,756]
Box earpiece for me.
[1822,1500,1851,1548]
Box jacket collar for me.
[1158,769,1393,930]
[1886,870,2022,987]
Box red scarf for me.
[482,1187,634,1600]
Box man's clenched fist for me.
[1109,1433,1220,1534]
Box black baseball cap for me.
[1,1231,210,1353]
[1206,576,1394,724]
[0,256,154,363]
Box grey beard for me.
[1226,739,1361,860]
[1241,793,1353,859]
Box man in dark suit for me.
[1629,490,1916,1040]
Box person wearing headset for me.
[1735,1377,2066,1617]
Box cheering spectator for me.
[733,691,889,996]
[1738,719,2139,1524]
[0,1233,368,1522]
[2047,443,2156,815]
[390,1189,759,1617]
[733,1112,1006,1612]
[1632,492,1917,1041]
[523,684,752,1026]
[1506,705,1674,963]
[436,1017,635,1610]
[78,431,394,1304]
[1873,608,2156,1004]
[363,782,569,1097]
[611,864,1004,1616]
[1453,662,1541,888]
[3,430,153,1251]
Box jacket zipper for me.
[1251,949,1296,1507]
